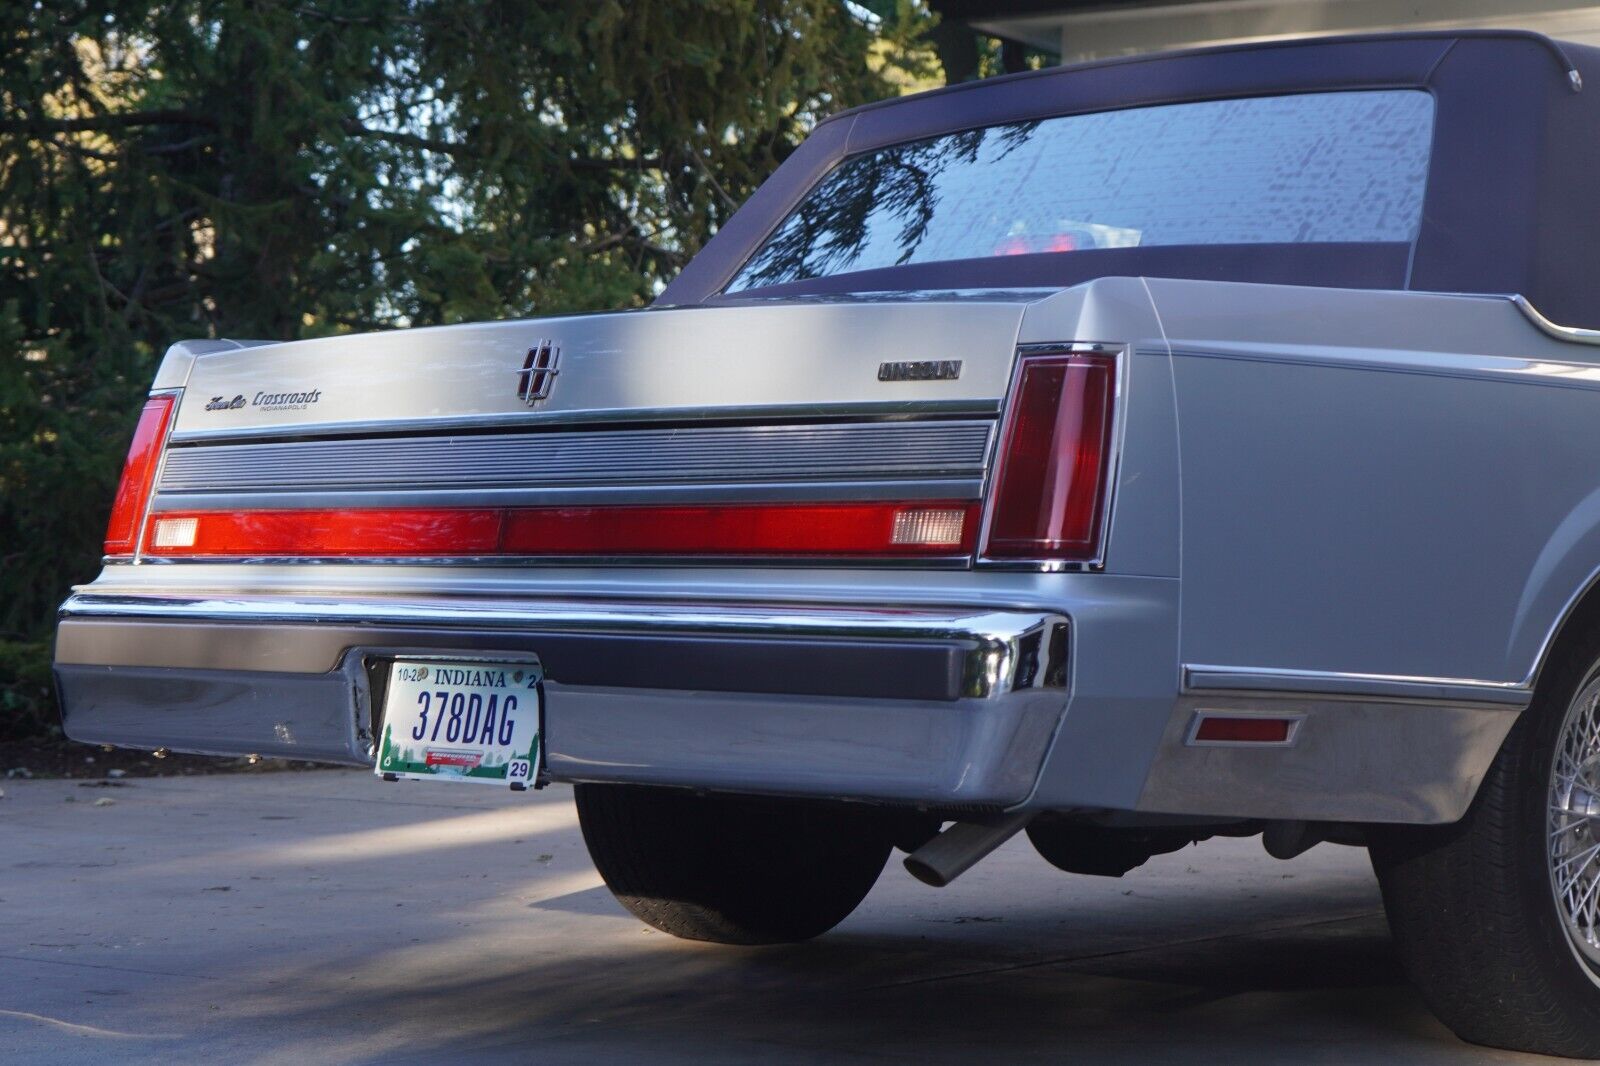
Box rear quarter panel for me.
[1147,279,1600,688]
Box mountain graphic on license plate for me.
[375,659,542,787]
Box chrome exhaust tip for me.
[903,811,1034,887]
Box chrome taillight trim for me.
[974,342,1127,573]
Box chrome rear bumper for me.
[55,593,1069,807]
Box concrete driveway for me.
[0,770,1544,1064]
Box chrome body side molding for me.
[1182,664,1532,709]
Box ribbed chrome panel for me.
[157,420,993,495]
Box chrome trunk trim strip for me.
[156,418,995,497]
[148,477,985,513]
[166,400,1003,445]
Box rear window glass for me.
[727,90,1434,292]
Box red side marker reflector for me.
[142,502,979,558]
[1190,716,1297,745]
[104,393,177,557]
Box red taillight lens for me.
[103,394,177,557]
[149,508,505,557]
[981,351,1116,562]
[142,501,978,558]
[499,502,974,556]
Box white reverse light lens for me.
[152,516,199,548]
[890,508,966,547]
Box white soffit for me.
[973,0,1600,62]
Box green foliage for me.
[0,639,57,742]
[0,0,933,738]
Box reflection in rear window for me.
[727,90,1434,292]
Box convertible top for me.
[662,31,1600,330]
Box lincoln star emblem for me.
[517,341,560,405]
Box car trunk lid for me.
[168,296,1029,443]
[133,295,1041,563]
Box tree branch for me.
[339,118,662,171]
[295,6,423,27]
[0,110,218,136]
[339,118,474,158]
[144,134,215,156]
[686,148,737,211]
[55,140,119,163]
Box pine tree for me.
[0,0,934,739]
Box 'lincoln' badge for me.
[878,360,962,382]
[517,341,560,405]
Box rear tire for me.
[574,783,892,945]
[1372,625,1600,1057]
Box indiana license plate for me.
[375,659,542,788]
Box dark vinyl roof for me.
[660,31,1600,330]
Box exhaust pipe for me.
[903,811,1034,887]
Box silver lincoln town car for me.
[53,29,1600,1056]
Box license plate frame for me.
[374,657,543,789]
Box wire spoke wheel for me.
[1375,634,1600,1058]
[1550,675,1600,974]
